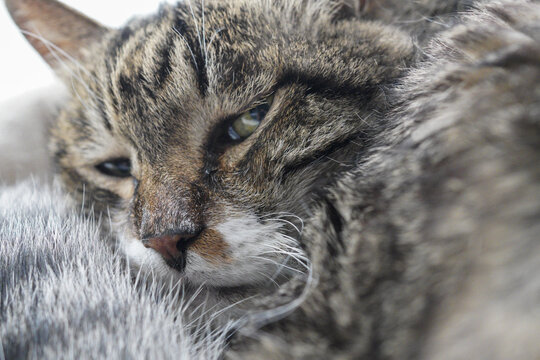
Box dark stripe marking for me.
[174,11,209,96]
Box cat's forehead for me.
[88,1,282,152]
[63,0,412,162]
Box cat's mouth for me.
[120,215,307,288]
[164,254,187,272]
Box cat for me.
[5,0,414,309]
[350,0,476,43]
[4,0,540,359]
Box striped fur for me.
[230,1,540,358]
[4,0,540,359]
[6,0,413,301]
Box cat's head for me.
[7,0,412,288]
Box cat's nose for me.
[142,232,198,262]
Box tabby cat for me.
[6,0,540,359]
[5,0,412,301]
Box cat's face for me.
[8,0,412,288]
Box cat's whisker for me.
[269,253,295,281]
[257,270,281,287]
[181,283,207,317]
[186,286,221,325]
[259,213,305,234]
[258,241,303,253]
[207,28,224,54]
[256,239,305,259]
[173,26,199,72]
[257,245,310,271]
[246,263,316,329]
[20,29,98,80]
[257,233,303,249]
[259,211,304,224]
[263,217,302,236]
[256,239,303,254]
[190,293,256,330]
[253,250,306,272]
[247,255,307,276]
[324,156,355,167]
[20,29,105,101]
[256,248,305,261]
[201,0,208,68]
[191,285,213,335]
[262,253,309,272]
[186,0,205,63]
[20,29,109,116]
[204,297,256,330]
[354,111,376,130]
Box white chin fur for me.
[118,214,306,288]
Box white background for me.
[0,0,171,103]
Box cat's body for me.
[231,1,540,358]
[3,0,540,359]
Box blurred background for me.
[0,0,172,103]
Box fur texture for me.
[2,0,540,359]
[5,0,413,306]
[229,1,540,358]
[347,0,476,43]
[0,181,230,359]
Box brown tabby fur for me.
[230,1,540,358]
[6,0,413,291]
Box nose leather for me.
[142,234,184,260]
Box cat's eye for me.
[95,158,132,178]
[228,96,273,141]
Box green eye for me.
[228,97,273,141]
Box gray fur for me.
[0,181,230,359]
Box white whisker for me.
[173,26,199,72]
[247,255,306,276]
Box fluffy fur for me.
[0,181,230,359]
[229,1,540,358]
[2,0,540,359]
[5,0,413,306]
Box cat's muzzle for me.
[142,233,198,272]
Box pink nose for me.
[142,234,185,260]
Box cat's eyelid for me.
[239,93,275,113]
[222,93,276,128]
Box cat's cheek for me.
[184,252,275,287]
[182,215,304,287]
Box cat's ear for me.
[5,0,109,70]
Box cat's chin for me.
[118,214,308,288]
